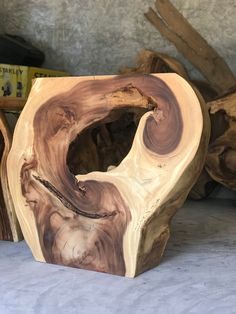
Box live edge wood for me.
[7,74,209,276]
[0,111,22,241]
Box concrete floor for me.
[0,199,236,314]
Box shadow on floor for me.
[162,199,236,263]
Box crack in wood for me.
[33,175,117,219]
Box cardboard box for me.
[0,64,69,109]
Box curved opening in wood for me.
[66,109,147,175]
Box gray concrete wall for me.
[1,0,236,78]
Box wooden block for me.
[0,110,22,241]
[7,74,209,276]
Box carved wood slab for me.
[7,74,209,276]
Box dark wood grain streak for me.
[33,175,117,219]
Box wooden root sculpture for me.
[206,91,236,190]
[120,49,189,80]
[7,74,209,276]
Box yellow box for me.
[0,64,69,109]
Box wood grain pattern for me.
[120,50,217,200]
[7,74,209,276]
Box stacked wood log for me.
[7,74,209,276]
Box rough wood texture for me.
[206,92,236,190]
[0,111,22,241]
[145,0,236,95]
[120,49,189,80]
[189,169,218,200]
[7,74,209,276]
